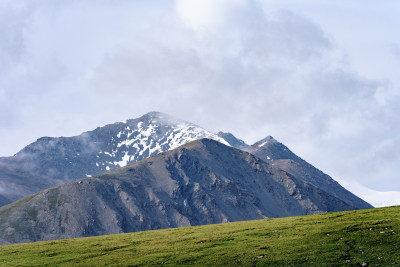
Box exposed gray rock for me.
[217,131,249,149]
[245,136,373,209]
[0,139,357,245]
[0,112,230,206]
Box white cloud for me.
[0,0,398,206]
[175,0,247,29]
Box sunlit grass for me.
[0,206,399,266]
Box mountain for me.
[245,136,373,209]
[0,112,230,206]
[0,111,372,213]
[217,131,249,149]
[0,139,358,245]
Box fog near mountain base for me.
[0,0,399,206]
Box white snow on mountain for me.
[91,113,230,171]
[258,141,268,147]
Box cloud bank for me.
[0,0,399,207]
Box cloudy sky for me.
[0,0,399,207]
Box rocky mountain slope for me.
[217,131,249,149]
[0,139,357,245]
[0,112,231,206]
[245,136,373,209]
[0,111,372,213]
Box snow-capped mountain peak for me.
[96,112,230,170]
[13,112,230,183]
[0,111,372,216]
[0,112,239,206]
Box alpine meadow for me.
[1,0,399,266]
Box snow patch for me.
[114,151,131,168]
[258,141,268,147]
[104,151,113,157]
[161,122,229,150]
[93,118,231,175]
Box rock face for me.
[0,112,230,206]
[0,139,357,245]
[245,136,373,209]
[217,131,249,149]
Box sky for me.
[0,0,399,207]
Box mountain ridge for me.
[0,138,358,245]
[245,137,372,209]
[0,111,372,212]
[0,112,232,206]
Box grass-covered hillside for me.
[0,206,398,266]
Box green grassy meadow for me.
[0,206,399,266]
